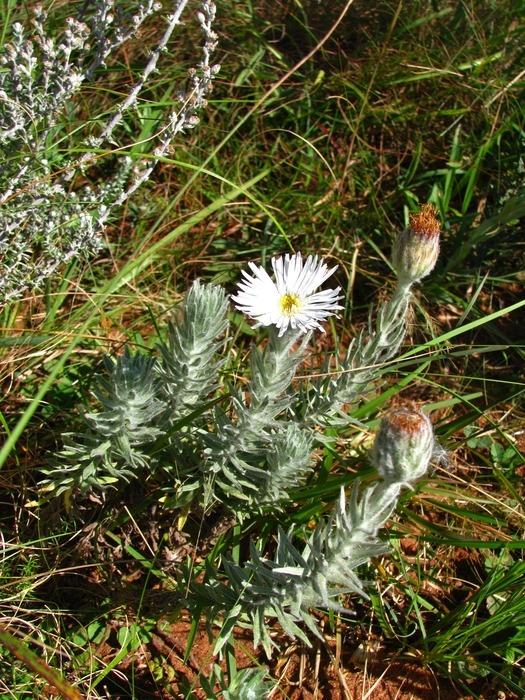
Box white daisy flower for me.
[232,252,344,337]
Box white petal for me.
[233,252,344,335]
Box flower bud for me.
[372,405,434,484]
[392,204,440,285]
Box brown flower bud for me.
[372,404,434,484]
[392,204,440,285]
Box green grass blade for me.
[398,297,525,360]
[444,192,525,272]
[0,626,85,700]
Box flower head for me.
[372,404,434,485]
[392,203,440,285]
[232,252,343,337]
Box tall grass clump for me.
[1,0,525,698]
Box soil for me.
[90,617,495,700]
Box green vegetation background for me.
[1,0,525,697]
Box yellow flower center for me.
[279,293,301,316]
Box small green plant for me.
[200,665,275,700]
[42,204,443,658]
